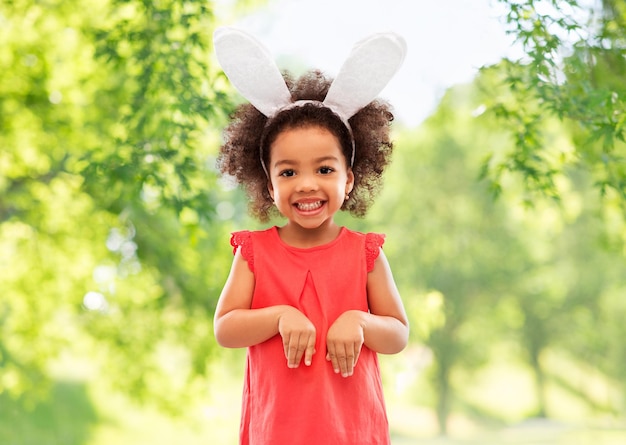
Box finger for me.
[344,347,356,377]
[287,334,303,368]
[282,334,291,360]
[293,340,307,368]
[342,344,357,377]
[326,346,340,374]
[338,355,349,377]
[303,335,316,366]
[330,343,348,377]
[353,343,361,368]
[289,333,314,368]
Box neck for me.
[277,220,341,248]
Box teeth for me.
[296,201,322,211]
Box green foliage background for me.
[0,0,236,411]
[1,0,626,442]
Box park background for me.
[1,0,626,443]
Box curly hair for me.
[216,69,395,222]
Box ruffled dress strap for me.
[230,230,254,272]
[365,232,385,272]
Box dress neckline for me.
[270,226,347,251]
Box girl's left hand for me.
[326,310,366,378]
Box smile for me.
[295,201,324,211]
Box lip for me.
[293,199,325,213]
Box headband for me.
[213,26,406,174]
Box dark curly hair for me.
[217,69,395,222]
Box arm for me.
[326,248,409,377]
[214,248,316,367]
[362,248,409,353]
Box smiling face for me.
[267,125,354,236]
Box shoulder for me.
[230,230,252,255]
[342,229,386,272]
[230,227,276,272]
[342,228,385,246]
[230,227,276,252]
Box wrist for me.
[345,309,369,329]
[275,304,297,326]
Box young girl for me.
[213,27,409,445]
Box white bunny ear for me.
[213,27,292,117]
[324,32,407,120]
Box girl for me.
[213,27,409,445]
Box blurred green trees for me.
[0,0,240,410]
[1,0,626,441]
[372,76,626,434]
[369,0,626,433]
[481,0,626,218]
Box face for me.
[267,126,354,231]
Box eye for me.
[279,169,295,177]
[319,166,335,175]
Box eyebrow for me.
[272,155,341,169]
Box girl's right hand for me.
[277,306,316,369]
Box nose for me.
[296,172,319,192]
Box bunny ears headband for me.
[213,26,407,173]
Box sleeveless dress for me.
[230,226,391,445]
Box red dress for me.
[230,226,391,445]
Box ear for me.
[267,178,275,200]
[345,168,355,195]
